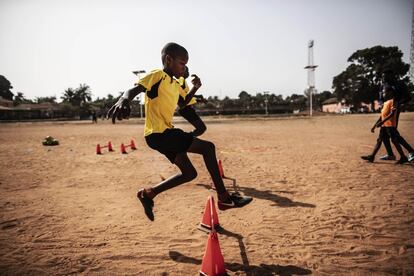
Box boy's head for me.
[161,42,188,78]
[382,84,395,100]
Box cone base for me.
[198,224,223,234]
[200,269,229,276]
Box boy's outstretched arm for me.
[182,74,202,106]
[371,117,382,133]
[107,84,146,124]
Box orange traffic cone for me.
[108,141,113,151]
[121,143,127,154]
[130,139,137,150]
[218,159,224,178]
[96,144,102,154]
[200,196,220,231]
[199,231,227,275]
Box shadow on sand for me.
[196,183,315,208]
[169,227,311,275]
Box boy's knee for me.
[183,168,197,181]
[204,140,215,152]
[199,125,206,135]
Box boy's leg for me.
[387,128,408,164]
[189,119,207,137]
[362,131,383,162]
[137,152,197,221]
[382,135,395,157]
[151,153,197,195]
[395,130,414,153]
[187,137,253,209]
[370,135,382,157]
[187,138,227,197]
[180,106,206,137]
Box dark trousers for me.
[386,127,414,153]
[371,127,394,157]
[384,127,414,158]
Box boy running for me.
[107,42,252,221]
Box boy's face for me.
[165,54,188,78]
[183,66,189,79]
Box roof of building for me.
[16,102,62,111]
[322,97,339,105]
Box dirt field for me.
[0,113,413,275]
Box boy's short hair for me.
[161,42,188,63]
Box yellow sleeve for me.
[136,70,163,91]
[177,78,197,106]
[187,97,197,106]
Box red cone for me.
[96,144,102,154]
[121,143,127,154]
[130,139,137,150]
[200,196,220,231]
[218,159,224,178]
[200,231,227,276]
[108,141,113,151]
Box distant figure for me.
[376,79,395,161]
[92,111,97,124]
[361,85,414,164]
[177,66,207,137]
[106,42,252,221]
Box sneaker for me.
[408,151,414,162]
[361,155,374,163]
[395,156,408,165]
[379,155,396,161]
[137,189,155,221]
[218,192,253,211]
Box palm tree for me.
[61,87,76,105]
[75,84,92,107]
[61,84,92,107]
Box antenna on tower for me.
[304,40,318,117]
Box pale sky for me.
[0,0,412,101]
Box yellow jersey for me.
[136,69,187,136]
[177,77,197,106]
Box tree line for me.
[1,45,413,119]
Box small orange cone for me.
[200,196,220,231]
[130,139,137,150]
[218,159,224,178]
[108,141,113,151]
[121,143,127,154]
[96,144,102,154]
[200,231,227,276]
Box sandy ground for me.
[0,113,413,276]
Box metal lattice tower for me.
[304,40,318,116]
[410,1,414,83]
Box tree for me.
[13,92,33,106]
[60,84,92,119]
[61,84,92,107]
[315,90,334,109]
[238,91,252,110]
[36,96,57,104]
[0,75,14,100]
[61,88,75,105]
[285,94,307,111]
[332,45,412,108]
